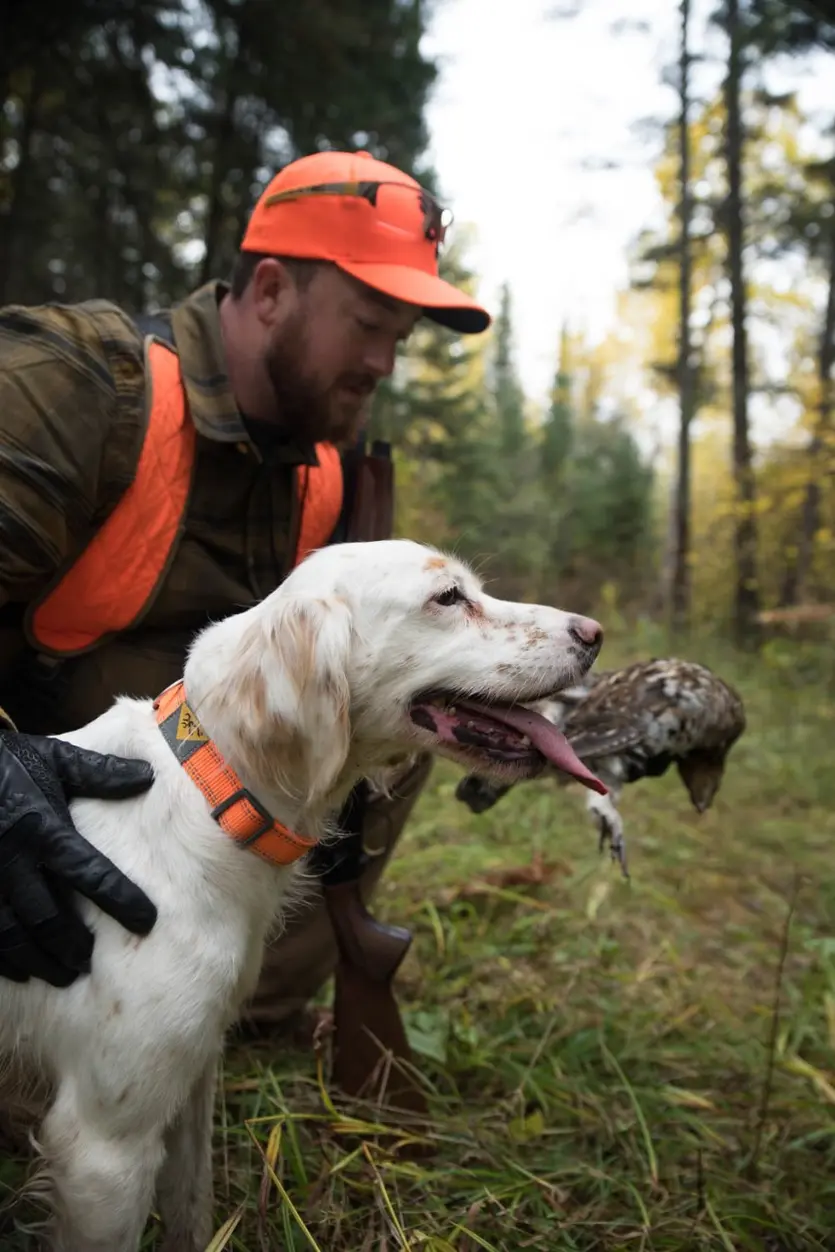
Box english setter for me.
[0,539,605,1252]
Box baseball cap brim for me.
[336,260,491,335]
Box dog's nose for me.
[569,615,603,652]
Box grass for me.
[5,627,835,1250]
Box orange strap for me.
[153,680,316,867]
[294,442,344,565]
[30,340,196,656]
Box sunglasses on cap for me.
[263,179,453,254]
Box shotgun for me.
[313,438,429,1116]
[313,784,428,1115]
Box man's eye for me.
[434,586,465,607]
[356,316,380,333]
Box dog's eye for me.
[434,585,465,607]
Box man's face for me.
[254,261,420,446]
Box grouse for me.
[455,658,746,875]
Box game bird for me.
[455,658,746,875]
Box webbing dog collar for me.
[153,680,316,867]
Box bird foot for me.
[597,819,629,880]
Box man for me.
[0,148,490,1031]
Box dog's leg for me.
[39,1085,166,1252]
[155,1056,218,1252]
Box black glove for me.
[0,731,156,987]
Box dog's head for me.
[184,540,607,810]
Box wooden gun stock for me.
[323,877,428,1114]
[316,783,428,1115]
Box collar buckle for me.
[211,787,275,844]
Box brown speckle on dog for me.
[424,555,448,571]
[523,625,548,649]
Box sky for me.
[421,0,835,410]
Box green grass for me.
[5,630,835,1250]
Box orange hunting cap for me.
[240,149,491,334]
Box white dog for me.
[0,539,605,1252]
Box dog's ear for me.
[198,594,354,806]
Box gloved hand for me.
[0,731,156,987]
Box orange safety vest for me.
[27,338,344,658]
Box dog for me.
[0,538,605,1251]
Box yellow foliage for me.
[617,85,834,618]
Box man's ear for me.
[197,594,354,805]
[251,257,298,326]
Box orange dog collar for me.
[153,680,316,867]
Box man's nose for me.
[364,339,398,379]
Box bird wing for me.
[565,716,645,761]
[562,656,745,762]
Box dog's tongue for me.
[460,700,608,795]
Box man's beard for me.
[265,315,374,446]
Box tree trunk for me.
[656,469,680,619]
[0,66,42,304]
[779,200,835,607]
[725,0,760,648]
[199,89,239,287]
[670,0,695,634]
